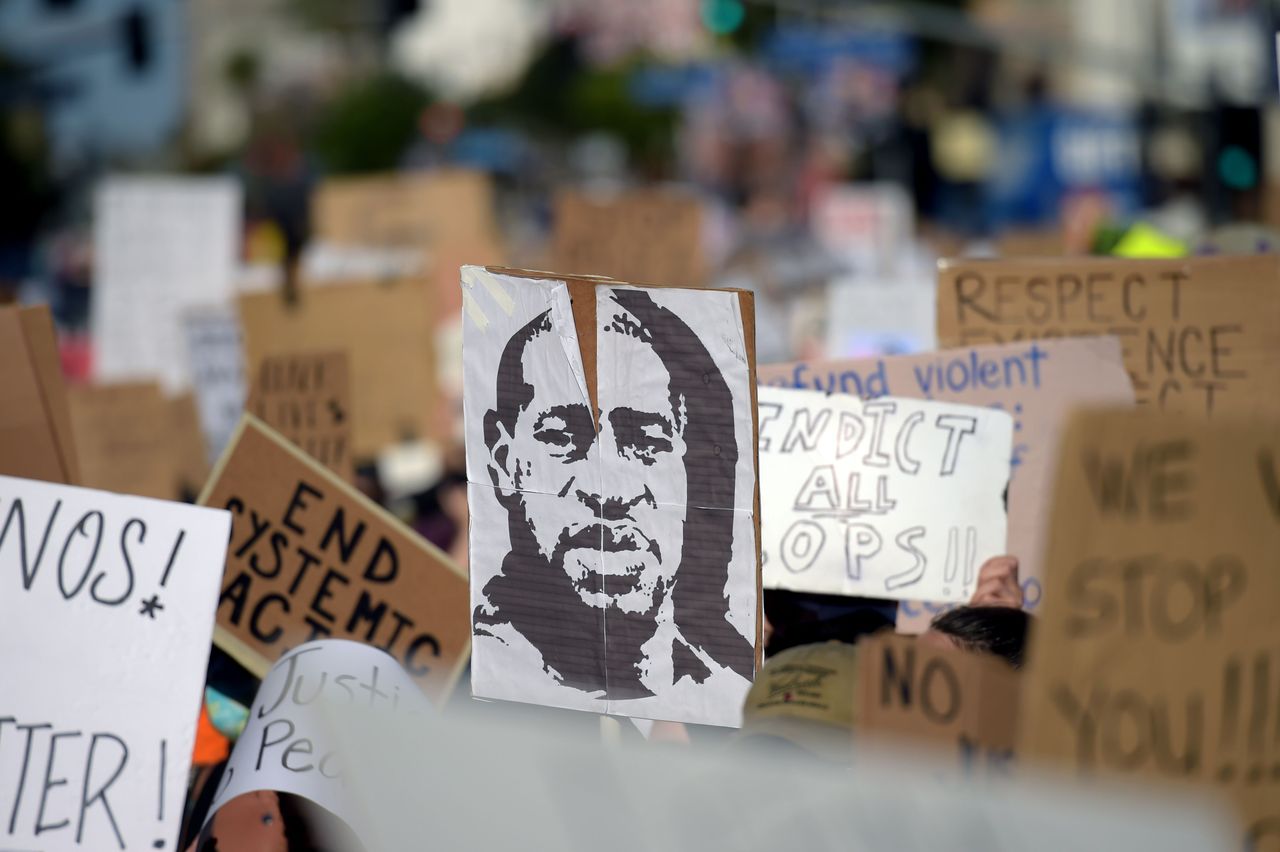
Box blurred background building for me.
[2,0,1278,341]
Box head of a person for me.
[483,288,739,629]
[919,606,1030,669]
[736,641,860,763]
[189,790,363,852]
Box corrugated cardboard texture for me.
[1019,409,1280,842]
[549,190,706,288]
[238,278,438,459]
[199,416,470,705]
[936,255,1280,418]
[0,305,80,484]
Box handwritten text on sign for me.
[1020,411,1280,847]
[201,418,470,705]
[207,639,428,838]
[858,633,1020,778]
[759,337,1135,628]
[247,350,352,481]
[757,388,1011,601]
[0,475,230,851]
[936,255,1280,417]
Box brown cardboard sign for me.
[238,278,437,459]
[199,416,470,704]
[549,189,706,287]
[68,381,178,500]
[310,169,505,317]
[311,170,496,250]
[0,305,80,484]
[1019,409,1280,843]
[858,632,1020,776]
[759,337,1135,631]
[246,350,353,481]
[936,255,1280,417]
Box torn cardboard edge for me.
[198,414,472,702]
[483,265,765,671]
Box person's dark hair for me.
[605,288,749,678]
[929,606,1030,669]
[483,308,551,471]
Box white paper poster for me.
[462,267,757,727]
[93,177,242,392]
[0,475,230,852]
[183,305,247,464]
[758,387,1011,601]
[204,640,428,842]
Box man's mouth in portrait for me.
[554,524,664,607]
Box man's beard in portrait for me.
[553,523,666,616]
[477,494,672,699]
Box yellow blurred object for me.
[245,220,287,264]
[931,111,997,182]
[1111,222,1186,258]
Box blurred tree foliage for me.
[0,56,57,259]
[471,38,680,172]
[284,0,379,33]
[312,72,431,174]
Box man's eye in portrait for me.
[611,407,677,464]
[533,404,595,461]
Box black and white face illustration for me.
[462,268,757,726]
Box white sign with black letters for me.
[0,475,230,852]
[206,639,428,836]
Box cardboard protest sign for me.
[68,382,180,500]
[204,640,428,845]
[757,387,1011,602]
[199,416,469,704]
[312,169,497,251]
[463,265,760,726]
[238,277,438,459]
[936,255,1280,417]
[0,304,81,484]
[550,189,706,286]
[310,169,505,316]
[183,305,247,464]
[858,633,1019,777]
[1019,410,1280,845]
[92,177,241,392]
[0,475,230,851]
[246,350,353,481]
[759,337,1135,629]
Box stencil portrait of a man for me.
[462,268,758,725]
